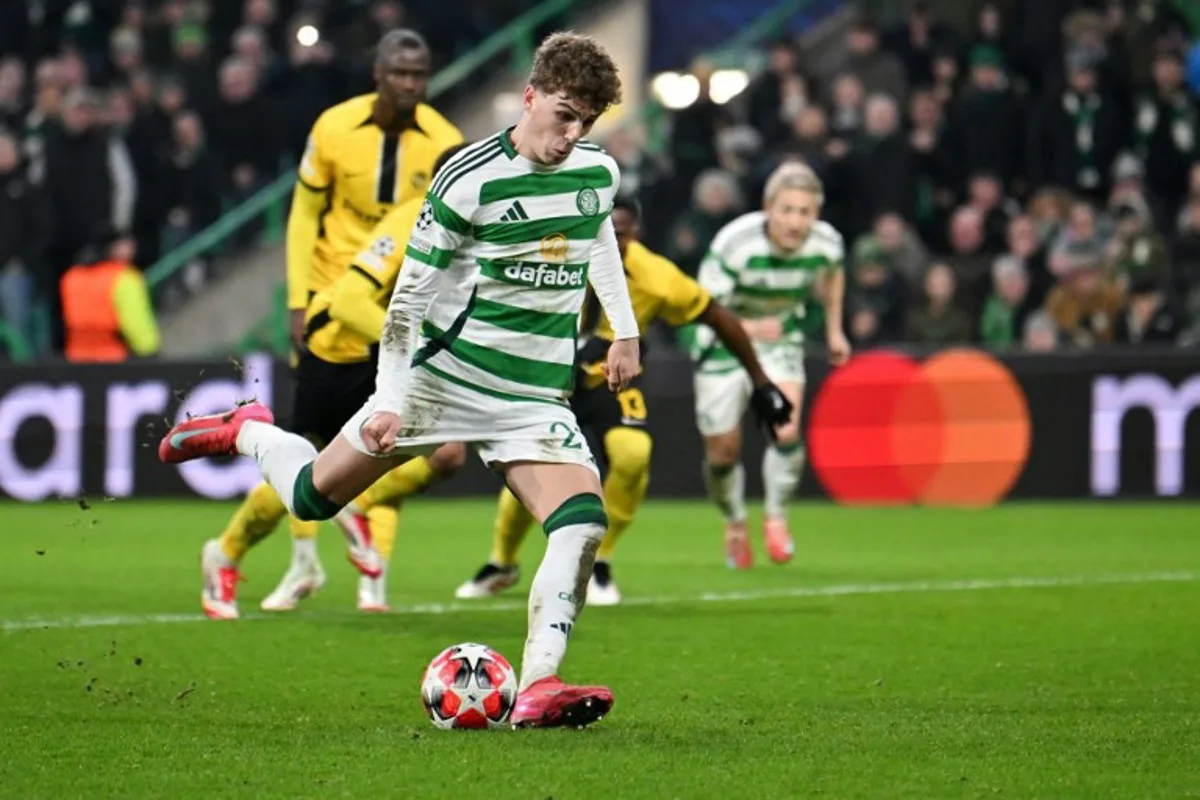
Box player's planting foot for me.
[158,402,273,464]
[510,676,614,729]
[200,539,240,620]
[763,516,795,565]
[586,560,621,606]
[260,555,326,611]
[332,505,383,578]
[454,563,520,599]
[724,520,752,569]
[357,566,389,613]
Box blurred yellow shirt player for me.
[200,30,461,621]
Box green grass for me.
[1,499,1199,799]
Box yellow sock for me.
[355,458,437,508]
[367,504,399,561]
[489,487,534,566]
[219,482,288,562]
[288,516,319,539]
[596,428,653,561]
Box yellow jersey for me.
[304,196,422,363]
[579,241,711,386]
[296,94,462,300]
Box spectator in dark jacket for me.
[745,38,811,150]
[207,56,281,200]
[821,18,908,106]
[162,110,222,251]
[846,93,917,239]
[944,44,1025,193]
[43,88,137,276]
[908,262,973,344]
[1113,277,1183,344]
[1029,48,1128,204]
[0,130,51,350]
[1133,47,1200,222]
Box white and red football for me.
[420,643,518,730]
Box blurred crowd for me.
[0,0,546,356]
[616,0,1200,352]
[2,0,1198,360]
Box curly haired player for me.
[162,32,638,729]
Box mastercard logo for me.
[808,349,1031,507]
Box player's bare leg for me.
[703,427,751,569]
[501,461,614,729]
[761,381,803,564]
[159,404,407,520]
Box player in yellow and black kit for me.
[341,195,792,607]
[197,30,462,621]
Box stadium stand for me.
[0,0,1197,361]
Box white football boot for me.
[454,563,520,599]
[357,562,389,613]
[260,549,327,611]
[332,504,383,578]
[585,560,621,607]
[200,539,240,620]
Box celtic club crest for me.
[576,187,600,216]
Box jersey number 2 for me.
[550,422,583,450]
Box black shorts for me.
[570,375,649,471]
[290,353,376,447]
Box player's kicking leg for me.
[159,401,412,533]
[499,459,614,729]
[759,380,803,564]
[337,443,468,612]
[695,370,754,568]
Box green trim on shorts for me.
[543,492,608,536]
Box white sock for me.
[291,536,317,566]
[704,462,747,523]
[763,443,805,519]
[520,522,603,690]
[236,420,318,517]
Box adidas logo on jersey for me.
[501,262,585,289]
[499,201,530,222]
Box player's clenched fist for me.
[361,411,403,454]
[602,337,640,392]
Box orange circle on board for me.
[808,349,1032,507]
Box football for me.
[420,643,518,730]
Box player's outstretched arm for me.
[373,257,442,415]
[286,183,327,341]
[588,217,640,391]
[697,301,771,387]
[820,265,851,365]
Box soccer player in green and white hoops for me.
[690,161,851,569]
[158,32,637,730]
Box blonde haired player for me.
[693,161,850,568]
[199,30,462,619]
[161,32,636,728]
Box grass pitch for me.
[1,499,1198,799]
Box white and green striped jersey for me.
[385,130,626,406]
[692,211,843,373]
